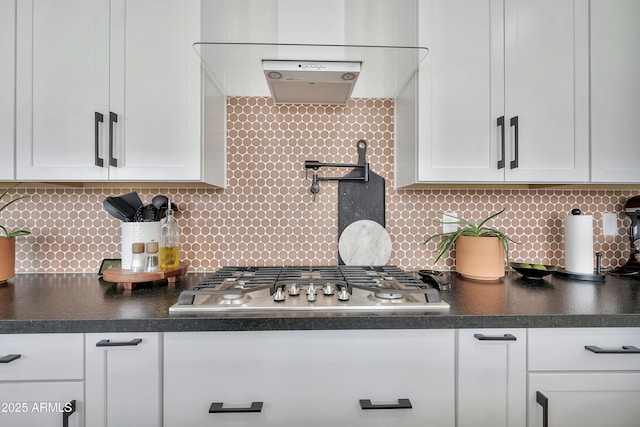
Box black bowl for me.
[511,262,556,279]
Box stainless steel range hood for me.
[194,42,428,104]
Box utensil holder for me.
[120,222,161,270]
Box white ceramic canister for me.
[120,222,161,270]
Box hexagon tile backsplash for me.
[3,97,639,274]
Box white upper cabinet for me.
[16,0,204,182]
[503,0,589,182]
[16,0,111,180]
[0,0,16,180]
[397,0,589,186]
[590,0,640,183]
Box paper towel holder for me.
[554,208,606,282]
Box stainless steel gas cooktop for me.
[169,266,450,313]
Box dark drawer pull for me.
[108,111,118,167]
[359,398,412,410]
[474,333,517,341]
[0,354,21,363]
[94,112,104,167]
[510,115,519,169]
[536,391,548,427]
[209,402,263,413]
[62,400,76,427]
[585,345,640,354]
[497,115,506,169]
[96,338,142,347]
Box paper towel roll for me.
[564,214,594,274]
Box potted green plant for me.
[424,208,516,281]
[0,183,31,283]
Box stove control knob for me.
[273,288,285,302]
[307,291,316,302]
[338,288,350,301]
[289,284,300,296]
[307,284,316,296]
[323,284,334,296]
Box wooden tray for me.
[102,261,190,290]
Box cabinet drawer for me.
[164,330,455,427]
[529,328,640,371]
[0,334,84,380]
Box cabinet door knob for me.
[474,333,517,341]
[359,398,412,410]
[96,338,142,347]
[536,391,549,427]
[209,402,263,413]
[0,354,21,363]
[94,112,104,167]
[62,400,76,427]
[108,111,119,167]
[585,345,640,354]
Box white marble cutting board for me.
[338,220,392,266]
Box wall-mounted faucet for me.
[304,140,370,201]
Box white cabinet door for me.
[0,0,15,180]
[16,0,202,182]
[0,382,83,427]
[590,0,640,183]
[107,0,201,181]
[457,329,526,427]
[416,0,504,183]
[503,0,589,182]
[0,333,84,426]
[164,330,455,427]
[85,332,161,427]
[16,0,110,180]
[410,0,588,185]
[529,373,640,427]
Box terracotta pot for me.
[0,236,16,284]
[455,235,505,281]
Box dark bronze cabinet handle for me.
[510,116,519,169]
[359,398,412,410]
[0,354,21,363]
[209,402,263,413]
[96,338,142,347]
[108,111,118,167]
[94,112,104,167]
[62,400,76,427]
[536,391,548,427]
[497,116,505,169]
[585,345,640,354]
[474,333,517,341]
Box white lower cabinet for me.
[457,329,526,427]
[0,333,84,427]
[529,373,640,427]
[528,328,640,427]
[164,329,456,427]
[85,332,162,427]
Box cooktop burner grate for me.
[171,265,450,313]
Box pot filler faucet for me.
[304,140,370,201]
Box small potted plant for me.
[424,208,516,281]
[0,183,31,283]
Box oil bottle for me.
[159,205,180,270]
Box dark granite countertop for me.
[1,271,639,333]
